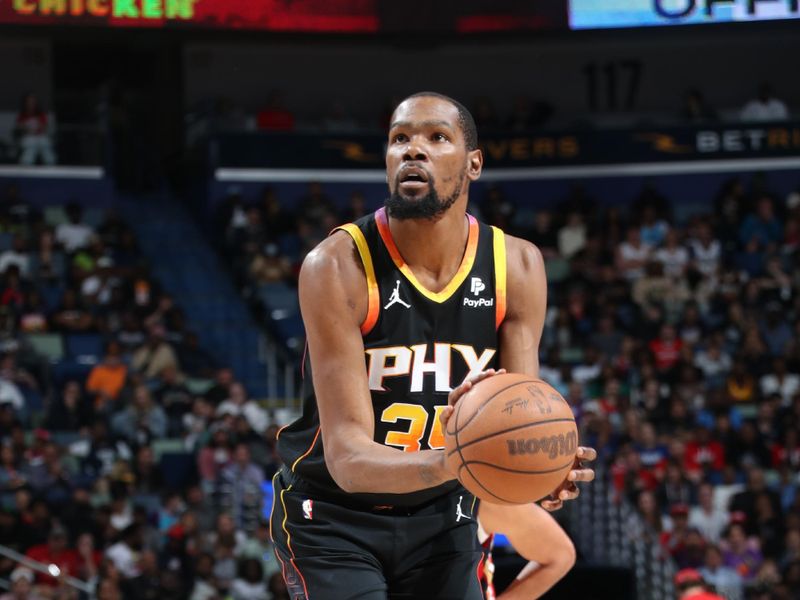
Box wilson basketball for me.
[444,373,578,504]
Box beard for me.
[385,173,465,221]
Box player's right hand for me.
[438,368,506,430]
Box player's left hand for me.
[540,446,596,512]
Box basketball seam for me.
[448,378,540,436]
[457,463,515,504]
[445,418,576,457]
[460,458,575,475]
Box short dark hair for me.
[400,92,478,151]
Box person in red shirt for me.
[685,426,725,479]
[649,323,683,371]
[25,525,80,587]
[14,93,56,166]
[256,90,295,131]
[674,569,725,600]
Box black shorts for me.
[270,467,485,600]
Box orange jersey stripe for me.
[291,426,321,472]
[492,226,507,330]
[334,223,380,336]
[375,207,479,304]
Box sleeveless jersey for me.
[276,207,507,507]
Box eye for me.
[432,132,449,142]
[392,133,408,143]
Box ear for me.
[467,148,483,182]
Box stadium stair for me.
[118,193,274,398]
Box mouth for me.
[397,166,430,191]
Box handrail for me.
[0,544,94,595]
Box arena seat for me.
[64,333,104,364]
[24,333,65,363]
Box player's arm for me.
[479,501,576,600]
[498,236,595,510]
[300,233,484,494]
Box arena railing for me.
[0,543,94,597]
[565,467,677,600]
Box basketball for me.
[444,373,578,504]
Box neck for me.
[386,202,469,290]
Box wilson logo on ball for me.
[506,431,578,459]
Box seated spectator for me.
[231,558,269,600]
[110,384,167,447]
[190,552,218,600]
[760,357,799,408]
[55,202,95,254]
[0,567,44,600]
[132,325,181,381]
[640,206,669,248]
[721,522,763,581]
[688,221,721,279]
[649,324,683,373]
[682,89,717,123]
[256,90,294,131]
[30,229,64,284]
[659,463,696,509]
[616,227,651,280]
[86,341,128,412]
[740,83,789,122]
[739,197,783,249]
[249,243,292,284]
[699,544,743,600]
[726,359,756,405]
[557,212,587,259]
[759,304,793,358]
[14,93,56,166]
[690,483,730,545]
[105,524,143,579]
[216,443,264,531]
[216,383,268,435]
[0,266,26,314]
[47,380,93,432]
[654,229,689,279]
[51,289,94,332]
[0,235,30,278]
[25,524,80,587]
[527,210,558,258]
[155,365,192,433]
[694,337,732,389]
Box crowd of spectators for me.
[0,195,287,600]
[199,82,794,138]
[218,173,800,600]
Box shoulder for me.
[503,233,544,275]
[299,230,363,285]
[298,231,367,323]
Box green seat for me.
[545,257,571,283]
[25,333,64,363]
[185,378,214,395]
[151,438,185,461]
[44,206,68,227]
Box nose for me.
[402,137,428,162]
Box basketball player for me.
[271,92,596,599]
[478,502,576,600]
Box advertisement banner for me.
[570,0,800,30]
[214,123,800,170]
[0,0,566,32]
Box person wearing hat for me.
[674,568,725,600]
[24,524,80,587]
[0,567,44,600]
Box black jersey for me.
[277,207,507,507]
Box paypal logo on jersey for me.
[470,277,486,295]
[464,277,493,307]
